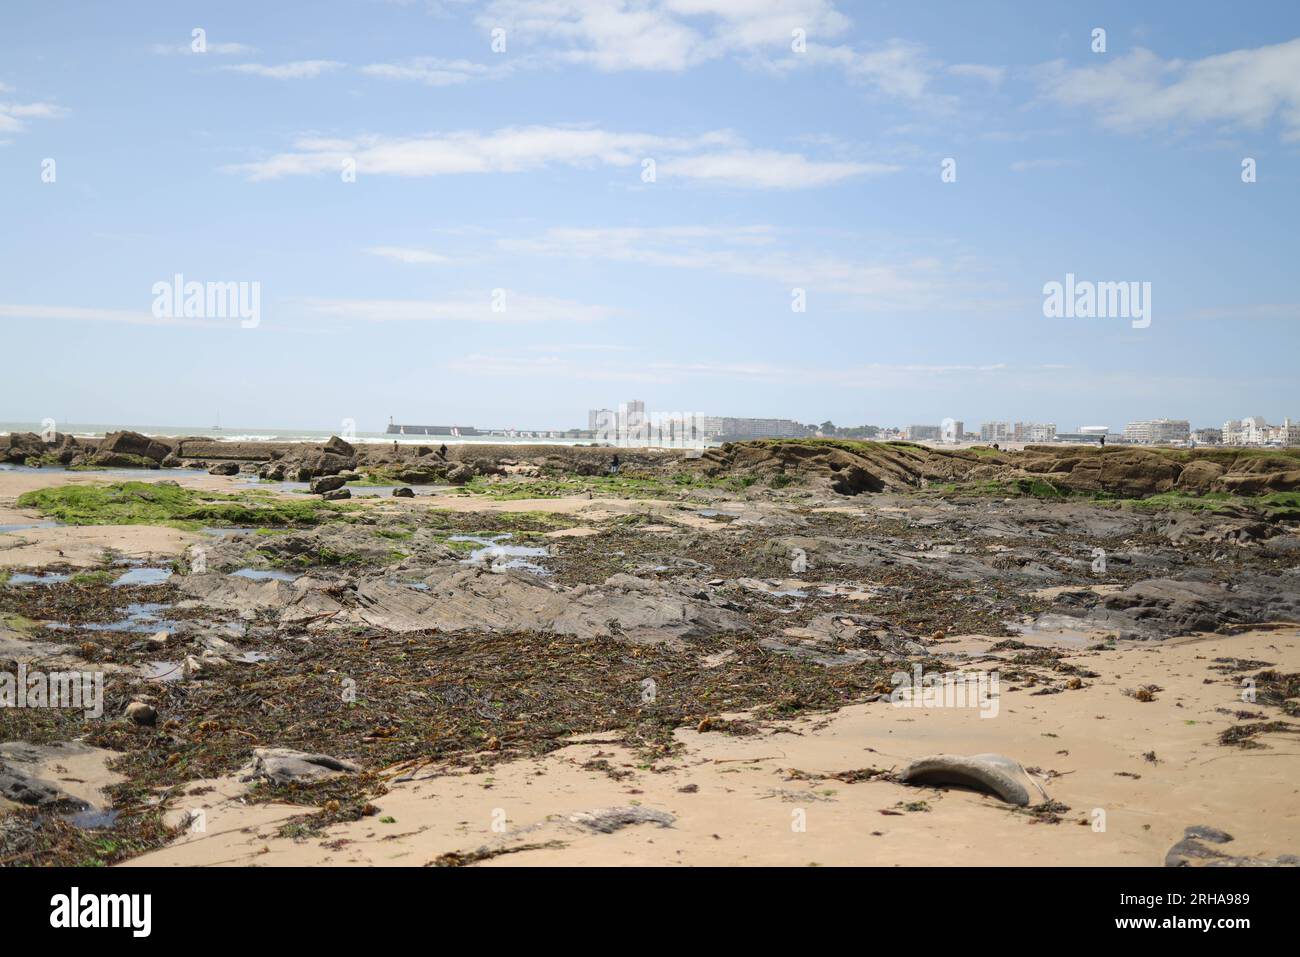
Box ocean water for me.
[0,422,717,449]
[0,421,600,447]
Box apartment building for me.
[980,421,1014,442]
[1123,419,1190,444]
[1014,422,1057,443]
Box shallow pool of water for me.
[450,533,551,575]
[0,520,62,534]
[112,567,173,587]
[142,660,185,682]
[80,603,178,634]
[229,568,299,582]
[7,571,71,586]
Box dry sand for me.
[128,628,1300,867]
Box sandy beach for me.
[2,438,1298,867]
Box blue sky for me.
[1,0,1298,432]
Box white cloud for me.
[229,124,878,188]
[948,63,1006,86]
[366,246,451,264]
[478,0,941,100]
[300,292,614,323]
[659,148,898,187]
[0,94,68,135]
[497,225,957,307]
[361,57,511,86]
[222,60,345,79]
[1040,37,1300,139]
[0,303,220,328]
[784,40,938,100]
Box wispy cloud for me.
[299,292,614,323]
[497,224,972,308]
[0,92,68,135]
[366,246,451,264]
[151,41,257,56]
[221,60,345,80]
[1040,36,1300,140]
[228,124,887,188]
[481,0,849,72]
[0,303,221,328]
[361,57,515,86]
[948,63,1006,86]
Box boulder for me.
[287,450,355,482]
[3,432,46,463]
[323,435,355,456]
[446,464,475,485]
[208,462,240,476]
[898,753,1035,806]
[125,701,157,725]
[309,474,348,494]
[241,747,360,786]
[96,430,171,464]
[392,487,415,498]
[321,488,351,501]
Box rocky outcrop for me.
[346,568,745,644]
[1042,571,1300,640]
[692,440,1300,500]
[1165,825,1300,867]
[3,432,46,462]
[88,430,173,468]
[1021,447,1183,496]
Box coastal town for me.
[387,403,1300,449]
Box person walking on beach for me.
[610,453,620,475]
[1099,435,1106,447]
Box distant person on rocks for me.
[1099,435,1106,447]
[610,453,620,475]
[438,443,448,459]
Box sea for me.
[0,422,714,449]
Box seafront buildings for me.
[1123,419,1191,444]
[587,401,807,444]
[579,400,1299,447]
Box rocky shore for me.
[1,433,1297,866]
